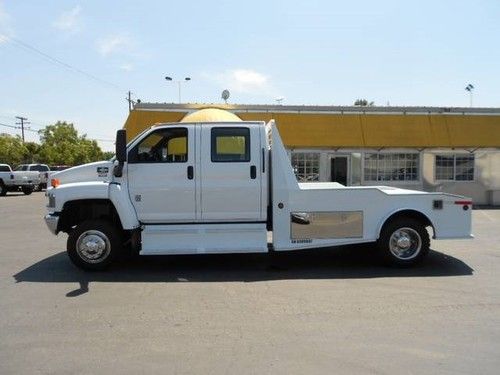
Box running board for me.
[140,223,268,255]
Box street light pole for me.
[165,76,191,103]
[465,84,474,107]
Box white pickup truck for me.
[15,164,51,190]
[0,164,40,196]
[44,121,473,270]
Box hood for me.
[51,160,114,185]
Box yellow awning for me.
[123,108,500,148]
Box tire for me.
[22,186,33,195]
[0,182,6,196]
[377,217,430,267]
[67,219,122,271]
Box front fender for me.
[50,181,139,230]
[109,183,140,230]
[51,181,110,212]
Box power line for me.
[0,122,19,129]
[2,113,114,142]
[5,36,124,92]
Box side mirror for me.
[115,129,127,163]
[114,129,127,177]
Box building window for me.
[291,152,320,182]
[363,153,419,181]
[435,154,474,181]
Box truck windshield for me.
[14,165,28,171]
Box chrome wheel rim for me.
[389,227,422,260]
[76,230,110,263]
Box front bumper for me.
[44,214,59,235]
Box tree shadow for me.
[13,244,474,297]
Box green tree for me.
[102,151,115,160]
[23,142,41,163]
[0,133,28,166]
[38,122,104,165]
[354,99,374,106]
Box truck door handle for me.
[250,165,256,179]
[262,148,265,173]
[187,166,194,180]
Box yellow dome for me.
[180,108,241,123]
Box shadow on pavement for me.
[13,244,474,297]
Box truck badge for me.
[97,167,109,177]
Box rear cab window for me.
[211,127,250,162]
[31,165,49,172]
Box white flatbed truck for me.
[44,120,473,270]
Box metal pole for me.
[127,91,132,111]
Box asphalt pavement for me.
[1,192,499,374]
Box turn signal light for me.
[51,178,60,188]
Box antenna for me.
[221,89,230,104]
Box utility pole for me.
[126,91,134,112]
[15,116,30,142]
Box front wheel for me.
[67,219,122,271]
[377,218,430,267]
[22,186,33,195]
[0,183,7,196]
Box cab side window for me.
[129,128,188,163]
[211,127,250,162]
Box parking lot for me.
[0,192,499,374]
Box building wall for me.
[289,148,500,205]
[123,105,500,206]
[423,150,500,205]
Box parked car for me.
[0,164,40,196]
[15,164,52,190]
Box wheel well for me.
[58,199,123,233]
[380,210,434,238]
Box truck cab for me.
[44,118,473,270]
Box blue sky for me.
[0,0,499,150]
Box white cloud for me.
[53,5,82,32]
[97,34,133,56]
[207,69,271,94]
[119,63,134,71]
[0,2,13,42]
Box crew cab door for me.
[199,124,262,221]
[126,126,196,222]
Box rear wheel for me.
[377,218,430,266]
[22,186,33,195]
[67,219,122,271]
